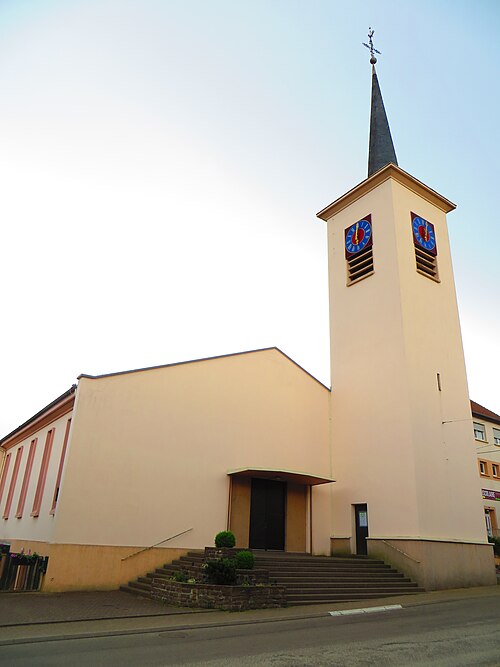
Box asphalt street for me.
[1,594,499,666]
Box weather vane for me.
[363,27,381,65]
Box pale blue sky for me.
[0,0,498,434]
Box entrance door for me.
[354,504,369,555]
[485,509,493,538]
[249,478,286,550]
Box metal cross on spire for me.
[363,27,381,65]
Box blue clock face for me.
[412,214,437,254]
[345,218,372,255]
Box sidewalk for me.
[0,585,499,647]
[0,590,211,626]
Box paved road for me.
[1,595,499,666]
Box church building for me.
[0,49,496,592]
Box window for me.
[0,454,11,506]
[479,460,488,476]
[51,419,71,514]
[31,429,55,517]
[493,428,500,446]
[492,464,499,478]
[474,422,486,442]
[3,447,23,519]
[16,438,37,519]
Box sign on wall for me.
[482,489,500,502]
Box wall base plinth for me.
[0,540,189,592]
[367,538,496,590]
[330,537,352,556]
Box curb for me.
[0,607,216,628]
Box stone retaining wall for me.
[151,578,286,611]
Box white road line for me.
[328,604,403,616]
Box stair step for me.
[286,590,424,603]
[280,582,419,590]
[124,580,151,593]
[269,572,409,583]
[253,568,395,575]
[287,583,417,595]
[120,584,151,596]
[122,551,422,607]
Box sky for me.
[0,0,498,436]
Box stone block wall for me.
[151,578,286,611]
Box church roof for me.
[368,66,398,177]
[77,346,330,390]
[316,162,456,221]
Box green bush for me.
[488,535,500,556]
[172,570,189,583]
[235,550,255,570]
[214,531,236,548]
[205,558,237,585]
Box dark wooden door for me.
[354,504,369,555]
[249,478,286,550]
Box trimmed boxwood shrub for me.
[214,531,236,548]
[235,550,255,570]
[205,558,237,585]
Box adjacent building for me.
[472,400,500,538]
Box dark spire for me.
[368,66,398,176]
[362,29,397,177]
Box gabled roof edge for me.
[0,385,77,447]
[78,347,331,391]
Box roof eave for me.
[0,386,77,449]
[316,163,456,221]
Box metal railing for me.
[381,540,421,564]
[0,552,49,591]
[121,528,193,562]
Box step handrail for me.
[381,540,421,564]
[121,528,193,562]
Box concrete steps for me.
[120,550,424,604]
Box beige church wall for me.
[368,538,496,590]
[42,544,189,592]
[286,483,307,552]
[326,179,421,541]
[0,409,73,547]
[52,349,332,566]
[391,179,487,543]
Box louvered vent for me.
[347,247,374,285]
[415,246,439,281]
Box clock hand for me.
[424,220,429,242]
[354,222,359,245]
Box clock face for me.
[345,215,373,258]
[411,213,437,255]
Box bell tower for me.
[317,32,495,589]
